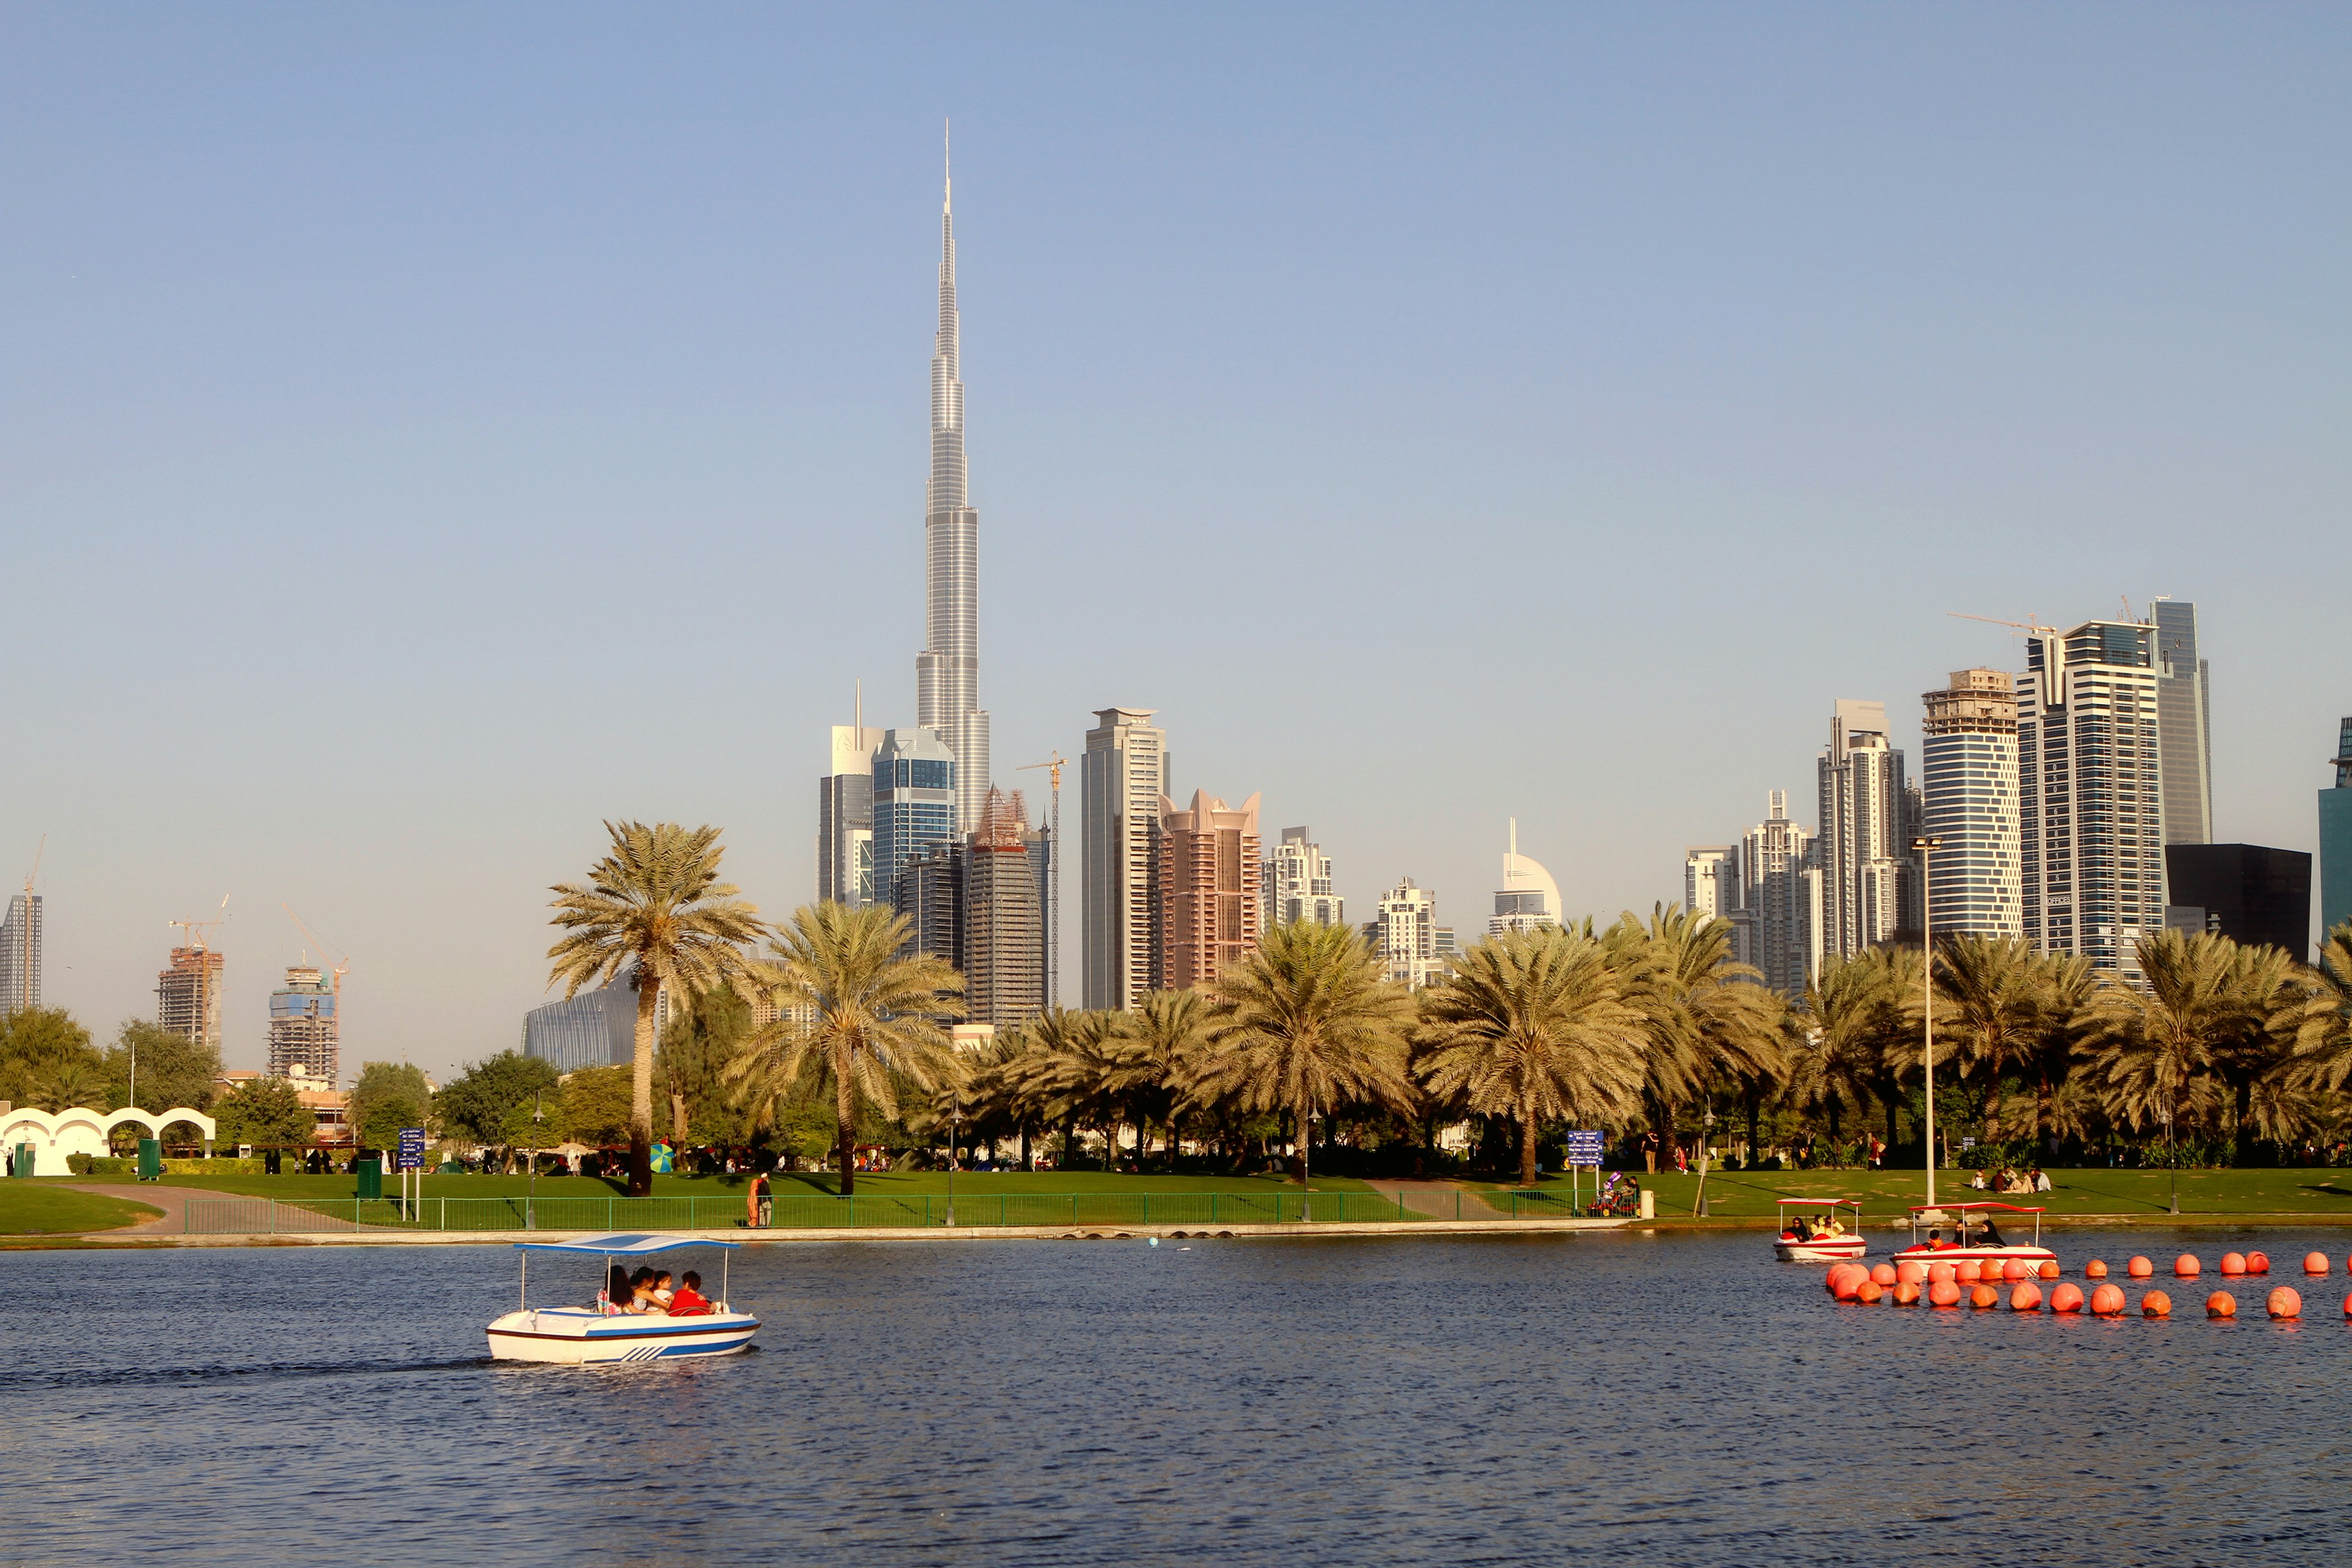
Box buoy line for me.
[1823,1253,2343,1320]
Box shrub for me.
[66,1152,92,1175]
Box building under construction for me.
[0,892,40,1017]
[157,946,227,1049]
[964,788,1045,1028]
[268,964,339,1085]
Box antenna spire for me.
[944,118,951,212]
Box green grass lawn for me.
[1502,1166,2352,1221]
[115,1169,1370,1201]
[0,1186,164,1235]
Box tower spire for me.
[916,140,989,836]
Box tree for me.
[347,1061,434,1150]
[725,902,962,1195]
[1607,906,1787,1159]
[438,1051,560,1154]
[0,1008,105,1112]
[212,1077,314,1150]
[1191,920,1417,1183]
[1791,954,1891,1148]
[1127,988,1216,1167]
[655,984,753,1144]
[548,821,767,1194]
[1933,935,2044,1145]
[2283,925,2352,1094]
[103,1020,222,1113]
[559,1065,633,1147]
[2082,930,2248,1149]
[1417,926,1649,1187]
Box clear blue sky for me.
[5,4,2346,1079]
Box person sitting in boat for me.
[1787,1214,1816,1242]
[649,1270,676,1310]
[669,1270,713,1316]
[1973,1212,2007,1248]
[626,1267,668,1315]
[605,1264,633,1314]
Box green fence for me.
[178,1188,1534,1235]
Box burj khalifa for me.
[916,151,990,834]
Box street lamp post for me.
[946,1101,961,1228]
[527,1093,543,1231]
[1912,835,1942,1210]
[2164,1103,2179,1215]
[1695,1106,1716,1216]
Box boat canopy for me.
[513,1232,745,1256]
[1776,1197,1861,1208]
[1907,1202,2043,1216]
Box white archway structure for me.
[0,1106,217,1176]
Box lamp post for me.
[946,1099,961,1228]
[1912,835,1942,1210]
[2163,1102,2179,1215]
[526,1093,543,1231]
[1695,1106,1716,1216]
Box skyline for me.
[5,5,2347,1077]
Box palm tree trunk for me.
[1020,1123,1032,1172]
[1518,1103,1539,1189]
[834,1044,858,1197]
[628,978,658,1196]
[1744,1084,1761,1165]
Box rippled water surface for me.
[6,1228,2350,1566]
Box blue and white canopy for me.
[514,1232,743,1256]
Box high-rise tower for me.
[1920,669,2022,938]
[917,140,991,835]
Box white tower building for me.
[1920,669,2022,937]
[1371,879,1442,987]
[1266,826,1344,929]
[1488,820,1561,937]
[1082,707,1168,1010]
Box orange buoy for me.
[1856,1278,1884,1303]
[2175,1254,2202,1278]
[2219,1252,2246,1276]
[1929,1280,1962,1308]
[1928,1261,1956,1286]
[2343,1291,2352,1318]
[2050,1282,2084,1313]
[1896,1259,1929,1287]
[2090,1283,2127,1316]
[1954,1258,1983,1283]
[2142,1290,2172,1317]
[2009,1282,2043,1311]
[1893,1281,1922,1306]
[1871,1263,1898,1287]
[1829,1265,1866,1300]
[2085,1259,2108,1280]
[2246,1251,2269,1276]
[2266,1287,2301,1320]
[2206,1291,2236,1319]
[2304,1252,2330,1275]
[2002,1258,2031,1283]
[2038,1260,2061,1280]
[2127,1256,2153,1279]
[1969,1284,1999,1309]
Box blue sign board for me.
[1565,1130,1604,1166]
[396,1127,427,1172]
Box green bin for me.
[356,1157,383,1199]
[137,1137,163,1181]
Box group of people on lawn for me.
[602,1265,715,1316]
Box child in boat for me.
[627,1267,668,1314]
[669,1270,713,1316]
[650,1270,676,1310]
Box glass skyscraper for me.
[2321,717,2352,946]
[873,727,957,913]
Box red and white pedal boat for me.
[1888,1202,2056,1272]
[1773,1197,1868,1261]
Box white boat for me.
[487,1232,759,1365]
[1888,1202,2057,1272]
[1773,1197,1868,1262]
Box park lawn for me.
[0,1186,164,1235]
[138,1169,1370,1201]
[1493,1166,2352,1221]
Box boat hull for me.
[487,1308,760,1365]
[1776,1235,1868,1261]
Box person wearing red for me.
[668,1270,714,1316]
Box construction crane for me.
[170,894,232,951]
[1948,612,2059,637]
[282,903,350,1079]
[1016,753,1067,1008]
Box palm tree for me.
[2282,925,2352,1093]
[1194,920,1417,1183]
[1028,1007,1142,1170]
[2022,951,2095,1145]
[1933,935,2043,1145]
[1792,952,1896,1152]
[1418,926,1649,1187]
[2082,929,2249,1167]
[1126,988,1216,1169]
[2212,942,2299,1161]
[548,821,766,1194]
[725,902,962,1196]
[1608,906,1787,1164]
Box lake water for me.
[5,1227,2349,1565]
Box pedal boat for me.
[1773,1197,1868,1261]
[488,1232,759,1365]
[1888,1202,2056,1272]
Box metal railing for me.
[181,1188,1484,1235]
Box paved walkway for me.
[1359,1181,1514,1221]
[56,1182,185,1235]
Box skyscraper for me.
[1371,878,1442,987]
[818,706,886,908]
[1488,820,1560,937]
[2018,618,2166,982]
[1684,846,1740,922]
[157,945,227,1050]
[1815,700,1917,960]
[2150,598,2212,846]
[1156,790,1263,991]
[916,151,991,835]
[1266,826,1345,928]
[872,727,957,914]
[2163,843,2310,957]
[2319,718,2351,944]
[1734,790,1815,997]
[268,964,338,1084]
[964,788,1046,1028]
[1082,707,1168,1010]
[0,892,39,1017]
[1920,669,2022,938]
